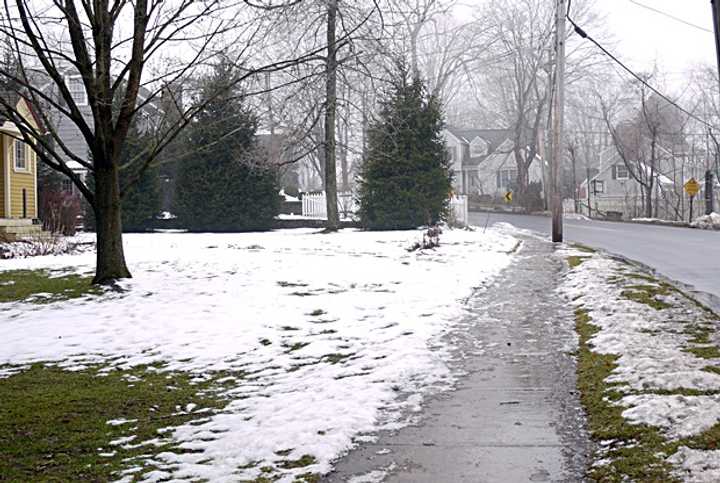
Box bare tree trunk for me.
[645,184,653,218]
[324,0,339,231]
[586,166,592,216]
[93,163,130,284]
[339,84,349,192]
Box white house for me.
[579,145,713,220]
[442,127,544,199]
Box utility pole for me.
[551,0,567,242]
[708,0,720,214]
[324,0,340,231]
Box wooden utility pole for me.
[324,0,340,231]
[708,0,720,214]
[551,0,567,242]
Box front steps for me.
[0,219,51,241]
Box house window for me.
[470,138,488,157]
[616,164,629,180]
[496,169,517,189]
[14,140,27,171]
[62,178,74,194]
[592,180,605,194]
[67,76,87,105]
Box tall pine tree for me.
[174,62,280,232]
[358,67,452,230]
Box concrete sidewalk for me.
[324,236,589,482]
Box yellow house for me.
[0,96,42,240]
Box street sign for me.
[685,178,701,197]
[504,191,513,203]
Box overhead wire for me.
[627,0,712,34]
[565,0,715,131]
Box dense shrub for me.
[174,61,280,232]
[357,66,452,230]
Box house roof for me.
[0,86,20,124]
[445,127,511,149]
[445,126,513,167]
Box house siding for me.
[0,144,5,216]
[8,137,37,218]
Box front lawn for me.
[0,228,518,480]
[0,364,228,482]
[0,269,100,304]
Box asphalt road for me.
[470,211,720,307]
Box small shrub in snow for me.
[406,225,442,251]
[0,235,94,259]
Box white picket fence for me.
[450,195,469,226]
[301,192,358,219]
[302,191,469,226]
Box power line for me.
[566,0,715,131]
[628,0,713,34]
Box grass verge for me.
[574,308,677,482]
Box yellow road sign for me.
[685,178,701,197]
[504,191,513,203]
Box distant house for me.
[578,145,710,220]
[0,94,44,239]
[442,127,544,198]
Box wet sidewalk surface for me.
[325,236,589,482]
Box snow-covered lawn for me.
[560,247,720,482]
[0,228,517,481]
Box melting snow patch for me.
[621,394,720,439]
[668,447,720,482]
[0,228,517,480]
[559,245,720,480]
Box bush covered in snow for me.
[0,235,94,259]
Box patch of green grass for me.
[295,472,320,482]
[567,256,590,268]
[680,423,720,451]
[0,363,230,482]
[684,346,720,359]
[283,342,310,353]
[625,272,660,283]
[0,269,101,304]
[574,308,677,482]
[277,454,316,469]
[321,353,353,364]
[572,243,597,254]
[620,283,673,310]
[685,326,713,345]
[702,366,720,375]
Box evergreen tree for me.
[358,67,452,230]
[120,127,162,232]
[174,62,280,232]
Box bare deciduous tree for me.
[0,1,327,283]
